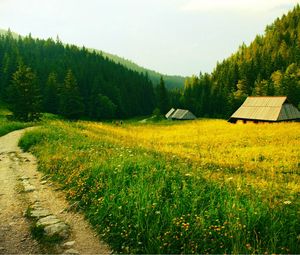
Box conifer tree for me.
[44,72,60,114]
[8,64,41,121]
[59,69,84,119]
[156,76,169,114]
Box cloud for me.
[181,0,298,13]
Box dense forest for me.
[0,31,157,120]
[0,29,185,90]
[178,5,300,118]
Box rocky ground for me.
[0,128,111,254]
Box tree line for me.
[171,5,300,118]
[0,31,158,121]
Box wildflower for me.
[182,222,190,230]
[283,200,292,205]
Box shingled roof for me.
[229,96,300,123]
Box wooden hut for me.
[229,96,300,123]
[166,108,196,120]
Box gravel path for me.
[0,128,111,254]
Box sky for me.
[0,0,298,76]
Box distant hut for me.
[229,96,300,123]
[167,108,196,120]
[165,108,176,120]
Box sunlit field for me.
[85,119,300,171]
[19,119,300,254]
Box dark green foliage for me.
[89,93,117,120]
[44,72,60,114]
[7,64,41,121]
[156,77,170,114]
[0,32,156,120]
[59,69,85,119]
[182,5,300,118]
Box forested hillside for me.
[0,31,156,120]
[181,5,300,118]
[0,29,184,90]
[97,50,185,90]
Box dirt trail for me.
[0,128,111,254]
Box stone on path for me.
[28,209,51,219]
[44,222,69,239]
[63,248,79,254]
[63,241,76,248]
[24,185,36,192]
[36,215,61,227]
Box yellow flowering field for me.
[82,120,300,193]
[19,119,300,253]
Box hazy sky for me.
[0,0,298,76]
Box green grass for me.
[0,102,34,136]
[0,118,34,136]
[19,121,300,254]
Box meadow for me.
[19,119,300,254]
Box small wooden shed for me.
[229,96,300,123]
[166,108,196,120]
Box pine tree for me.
[7,64,41,121]
[156,76,169,114]
[44,72,60,114]
[282,63,300,106]
[59,69,84,119]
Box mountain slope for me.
[0,29,184,90]
[95,50,185,89]
[0,31,156,119]
[180,4,300,118]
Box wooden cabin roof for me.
[230,96,300,121]
[171,109,196,120]
[165,108,175,119]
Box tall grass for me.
[19,120,300,253]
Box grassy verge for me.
[0,117,34,136]
[19,120,300,254]
[0,102,34,136]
